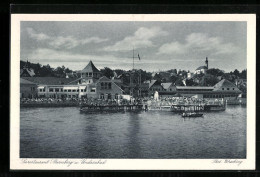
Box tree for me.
[240,69,247,79]
[186,78,198,86]
[100,67,114,78]
[201,74,219,86]
[33,63,42,76]
[169,75,178,83]
[167,69,177,75]
[233,69,240,77]
[207,68,224,77]
[54,66,66,77]
[39,64,54,77]
[175,78,184,86]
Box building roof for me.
[213,79,241,92]
[161,83,173,90]
[22,77,77,85]
[20,78,37,85]
[80,60,100,73]
[20,68,35,77]
[176,86,214,90]
[196,66,207,70]
[97,76,111,82]
[147,80,158,88]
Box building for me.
[20,78,37,98]
[21,61,123,99]
[79,60,102,84]
[154,79,242,99]
[20,61,35,77]
[187,71,194,79]
[146,80,177,96]
[21,77,77,98]
[194,57,208,74]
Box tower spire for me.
[205,57,208,69]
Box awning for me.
[79,86,87,89]
[63,86,78,90]
[38,86,45,89]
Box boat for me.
[181,112,203,118]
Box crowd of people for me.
[20,97,79,104]
[20,95,226,108]
[145,96,225,106]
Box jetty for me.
[80,104,143,113]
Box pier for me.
[80,104,143,113]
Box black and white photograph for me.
[10,14,256,170]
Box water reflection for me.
[20,106,246,158]
[126,112,141,158]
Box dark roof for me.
[214,79,236,88]
[20,78,37,85]
[213,79,242,93]
[22,77,77,85]
[80,60,100,73]
[20,68,35,77]
[196,66,207,70]
[97,76,111,82]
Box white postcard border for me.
[10,14,256,170]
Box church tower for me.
[205,57,208,69]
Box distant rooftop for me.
[196,66,208,70]
[20,78,37,85]
[80,60,100,73]
[161,83,173,90]
[21,77,77,85]
[176,86,214,90]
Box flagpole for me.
[133,46,134,70]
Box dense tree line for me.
[20,61,72,77]
[21,60,246,88]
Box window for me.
[77,89,79,92]
[91,88,96,92]
[115,94,118,99]
[55,88,59,92]
[89,73,92,77]
[101,82,112,90]
[39,89,42,92]
[49,88,54,92]
[60,89,63,92]
[84,89,87,92]
[233,88,235,90]
[227,88,230,90]
[170,89,172,91]
[73,90,76,92]
[68,89,71,92]
[100,93,104,99]
[222,88,224,90]
[81,89,84,92]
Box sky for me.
[20,21,247,72]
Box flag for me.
[138,54,141,60]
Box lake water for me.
[20,105,246,159]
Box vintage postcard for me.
[10,14,256,170]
